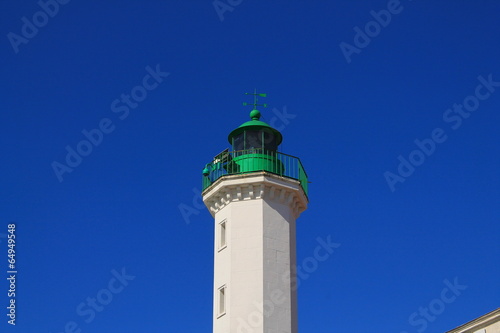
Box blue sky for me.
[1,1,499,332]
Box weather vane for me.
[243,89,267,110]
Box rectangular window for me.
[218,285,226,317]
[218,220,227,250]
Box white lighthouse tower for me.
[202,93,308,333]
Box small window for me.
[218,285,226,317]
[218,220,227,250]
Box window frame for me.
[217,285,227,318]
[218,219,227,251]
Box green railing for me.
[202,149,308,196]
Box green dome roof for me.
[227,110,283,145]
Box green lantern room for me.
[202,92,308,197]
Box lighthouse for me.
[202,92,309,333]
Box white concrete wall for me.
[212,203,232,333]
[262,198,298,333]
[204,173,308,333]
[229,199,264,333]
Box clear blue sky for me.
[1,1,499,332]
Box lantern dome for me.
[227,109,283,151]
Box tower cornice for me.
[202,171,308,219]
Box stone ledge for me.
[202,172,308,218]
